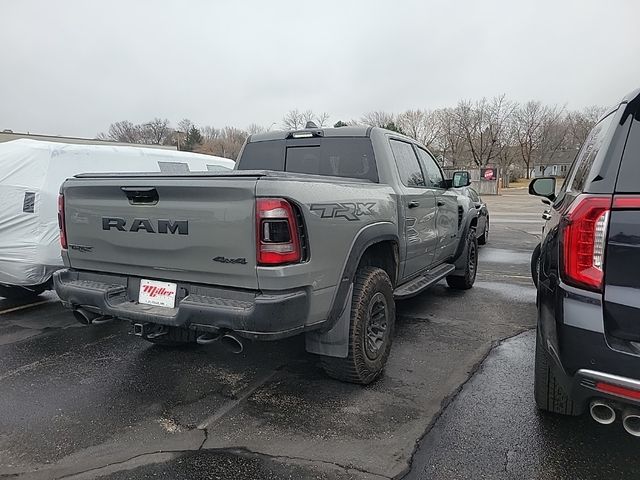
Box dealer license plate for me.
[138,279,177,308]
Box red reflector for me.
[596,382,640,400]
[58,194,68,250]
[613,195,640,209]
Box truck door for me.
[416,147,458,262]
[389,139,437,279]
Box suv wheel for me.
[446,229,478,290]
[321,267,395,385]
[534,330,580,415]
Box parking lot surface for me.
[1,188,625,480]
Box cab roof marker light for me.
[291,132,314,138]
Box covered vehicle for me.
[0,139,233,298]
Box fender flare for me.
[305,222,399,358]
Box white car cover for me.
[0,139,234,287]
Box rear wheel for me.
[446,229,478,290]
[321,267,395,385]
[534,330,579,415]
[0,284,47,300]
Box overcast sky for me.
[2,0,639,138]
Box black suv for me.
[529,88,640,436]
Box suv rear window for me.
[615,113,640,193]
[237,137,378,182]
[567,111,616,193]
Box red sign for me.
[481,168,496,181]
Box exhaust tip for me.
[73,308,98,325]
[590,400,616,425]
[221,334,243,354]
[623,412,640,437]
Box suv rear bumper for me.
[53,269,310,340]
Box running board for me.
[394,264,455,300]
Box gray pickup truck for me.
[54,126,479,384]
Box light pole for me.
[175,130,184,151]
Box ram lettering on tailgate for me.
[102,217,188,235]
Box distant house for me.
[530,148,578,178]
[0,130,176,150]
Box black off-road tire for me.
[0,284,47,300]
[144,326,197,347]
[478,220,489,245]
[531,243,541,288]
[321,267,396,385]
[534,331,580,415]
[446,229,478,290]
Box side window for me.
[416,148,445,187]
[568,111,616,193]
[389,139,426,187]
[615,114,640,193]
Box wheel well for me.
[470,216,478,229]
[357,241,399,287]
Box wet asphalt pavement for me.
[406,331,640,480]
[2,188,633,480]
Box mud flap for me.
[305,285,353,358]
[450,228,474,277]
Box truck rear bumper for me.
[53,269,310,340]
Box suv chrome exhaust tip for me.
[622,409,640,436]
[590,400,616,425]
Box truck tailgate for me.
[62,176,259,289]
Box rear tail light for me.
[58,194,68,250]
[561,194,612,291]
[612,195,640,209]
[256,198,301,265]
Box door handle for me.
[408,201,420,209]
[437,200,445,207]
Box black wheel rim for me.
[364,292,388,360]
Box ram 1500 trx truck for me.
[54,126,479,384]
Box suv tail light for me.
[58,194,68,250]
[561,194,612,292]
[256,198,301,265]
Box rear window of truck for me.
[237,137,378,182]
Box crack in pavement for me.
[47,445,391,480]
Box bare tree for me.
[455,95,516,167]
[246,123,266,135]
[397,109,441,148]
[567,106,606,148]
[201,125,220,143]
[315,112,330,127]
[282,109,305,130]
[360,111,395,128]
[100,120,141,143]
[140,118,171,145]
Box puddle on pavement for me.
[474,281,536,303]
[479,248,531,264]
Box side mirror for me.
[529,177,556,201]
[452,171,471,188]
